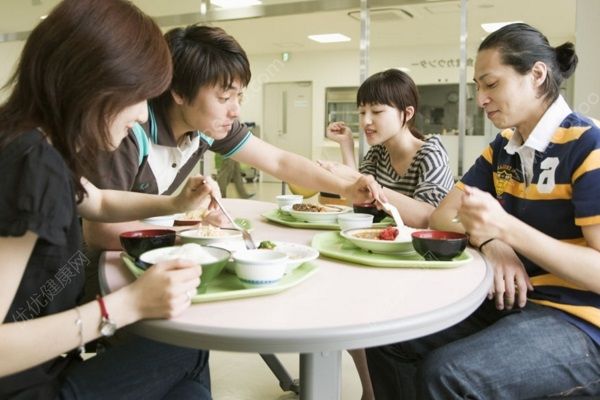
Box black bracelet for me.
[478,238,495,252]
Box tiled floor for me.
[212,180,364,399]
[211,351,363,399]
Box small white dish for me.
[276,194,303,209]
[233,249,288,288]
[337,213,374,231]
[271,241,319,273]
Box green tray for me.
[311,231,473,268]
[262,209,394,230]
[121,253,318,303]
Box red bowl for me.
[119,229,176,259]
[411,230,468,261]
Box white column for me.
[574,0,600,117]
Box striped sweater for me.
[359,135,454,207]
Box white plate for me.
[141,214,176,227]
[271,241,319,273]
[282,204,351,223]
[340,227,416,254]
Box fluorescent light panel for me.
[481,21,522,33]
[211,0,262,9]
[308,33,351,43]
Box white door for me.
[262,81,312,182]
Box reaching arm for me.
[233,136,383,203]
[83,177,223,250]
[77,176,214,222]
[0,234,201,377]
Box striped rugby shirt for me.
[459,96,600,342]
[359,135,454,207]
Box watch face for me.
[100,319,117,337]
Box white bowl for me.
[179,227,243,245]
[138,244,228,266]
[340,227,416,254]
[233,249,288,288]
[271,241,319,273]
[337,213,374,231]
[141,214,175,227]
[276,194,303,209]
[282,204,350,223]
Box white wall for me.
[0,28,581,178]
[0,41,24,102]
[574,0,600,118]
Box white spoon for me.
[378,201,404,228]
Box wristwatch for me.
[96,295,117,337]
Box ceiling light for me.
[396,67,411,73]
[481,21,522,33]
[211,0,262,9]
[308,33,351,43]
[40,15,47,20]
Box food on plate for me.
[292,203,327,212]
[155,243,218,264]
[378,227,399,241]
[258,240,277,250]
[351,227,415,242]
[193,225,233,238]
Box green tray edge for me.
[311,231,473,268]
[121,253,318,303]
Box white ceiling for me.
[0,0,576,55]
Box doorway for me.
[262,81,313,182]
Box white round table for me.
[100,198,492,399]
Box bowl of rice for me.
[139,243,231,293]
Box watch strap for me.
[96,295,116,337]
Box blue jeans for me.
[57,335,211,399]
[366,300,600,399]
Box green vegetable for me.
[258,240,277,250]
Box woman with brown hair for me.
[0,1,214,398]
